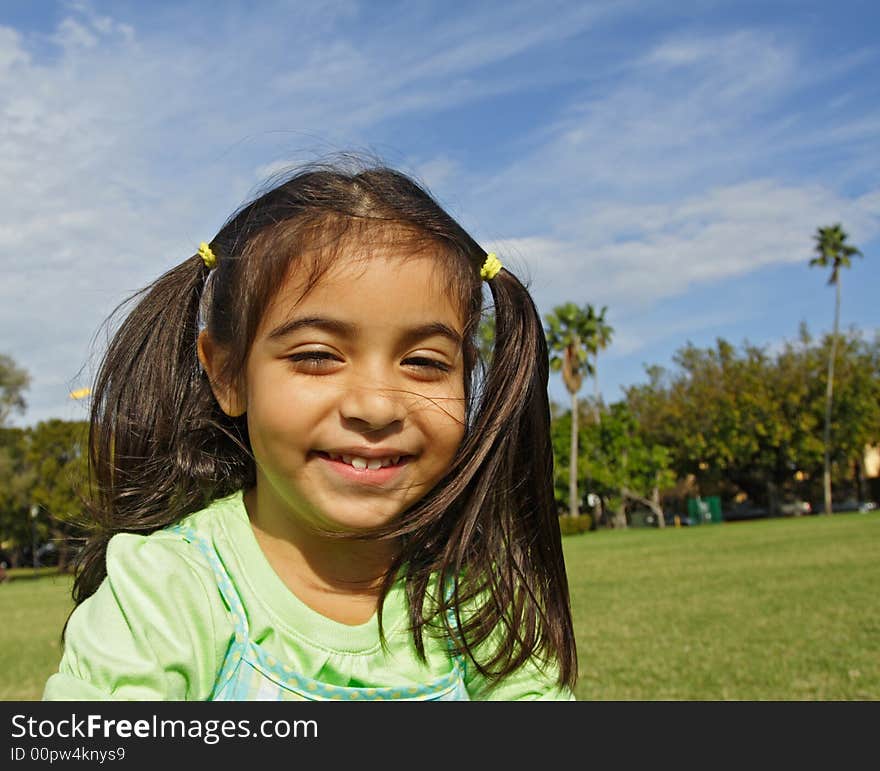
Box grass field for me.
[567,510,880,700]
[0,571,74,701]
[2,511,878,700]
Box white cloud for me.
[470,30,807,226]
[2,3,878,426]
[611,307,752,358]
[0,26,29,72]
[0,2,614,425]
[414,155,459,186]
[459,27,879,314]
[505,180,880,315]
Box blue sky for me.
[2,0,879,426]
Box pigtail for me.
[72,254,251,605]
[473,267,576,687]
[392,261,577,692]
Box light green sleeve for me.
[460,605,576,701]
[465,652,576,701]
[42,532,229,701]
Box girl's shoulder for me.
[44,492,246,701]
[172,488,247,537]
[104,489,246,586]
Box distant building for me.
[863,444,879,478]
[863,444,880,502]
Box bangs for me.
[220,215,482,365]
[276,216,478,325]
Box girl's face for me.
[214,245,468,533]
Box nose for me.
[338,377,407,433]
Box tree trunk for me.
[593,353,601,423]
[651,485,666,529]
[54,527,72,573]
[613,493,628,529]
[569,389,580,518]
[621,486,665,528]
[823,279,840,515]
[612,450,630,528]
[767,479,779,517]
[855,457,865,504]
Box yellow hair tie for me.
[480,252,502,280]
[198,241,217,269]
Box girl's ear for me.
[197,330,247,417]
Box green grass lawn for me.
[566,511,880,700]
[0,571,74,701]
[2,511,878,700]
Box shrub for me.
[558,513,592,536]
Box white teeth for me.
[325,452,403,470]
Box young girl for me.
[43,160,577,701]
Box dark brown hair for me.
[73,158,577,690]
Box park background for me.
[2,1,879,699]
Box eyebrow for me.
[267,315,463,347]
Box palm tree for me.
[0,353,30,427]
[585,305,614,422]
[545,302,597,518]
[476,313,495,367]
[809,224,862,515]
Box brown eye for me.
[404,357,451,372]
[289,352,337,370]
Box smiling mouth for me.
[314,451,413,471]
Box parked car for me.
[830,499,877,513]
[723,505,769,522]
[20,542,60,568]
[644,511,691,527]
[778,500,812,517]
[36,542,59,567]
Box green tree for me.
[585,305,614,422]
[812,328,880,502]
[810,224,863,514]
[24,420,90,571]
[545,303,597,517]
[0,427,34,567]
[0,353,29,427]
[583,402,675,528]
[625,329,880,511]
[626,339,799,506]
[549,399,594,516]
[476,313,495,367]
[0,420,90,570]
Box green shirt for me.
[43,491,573,701]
